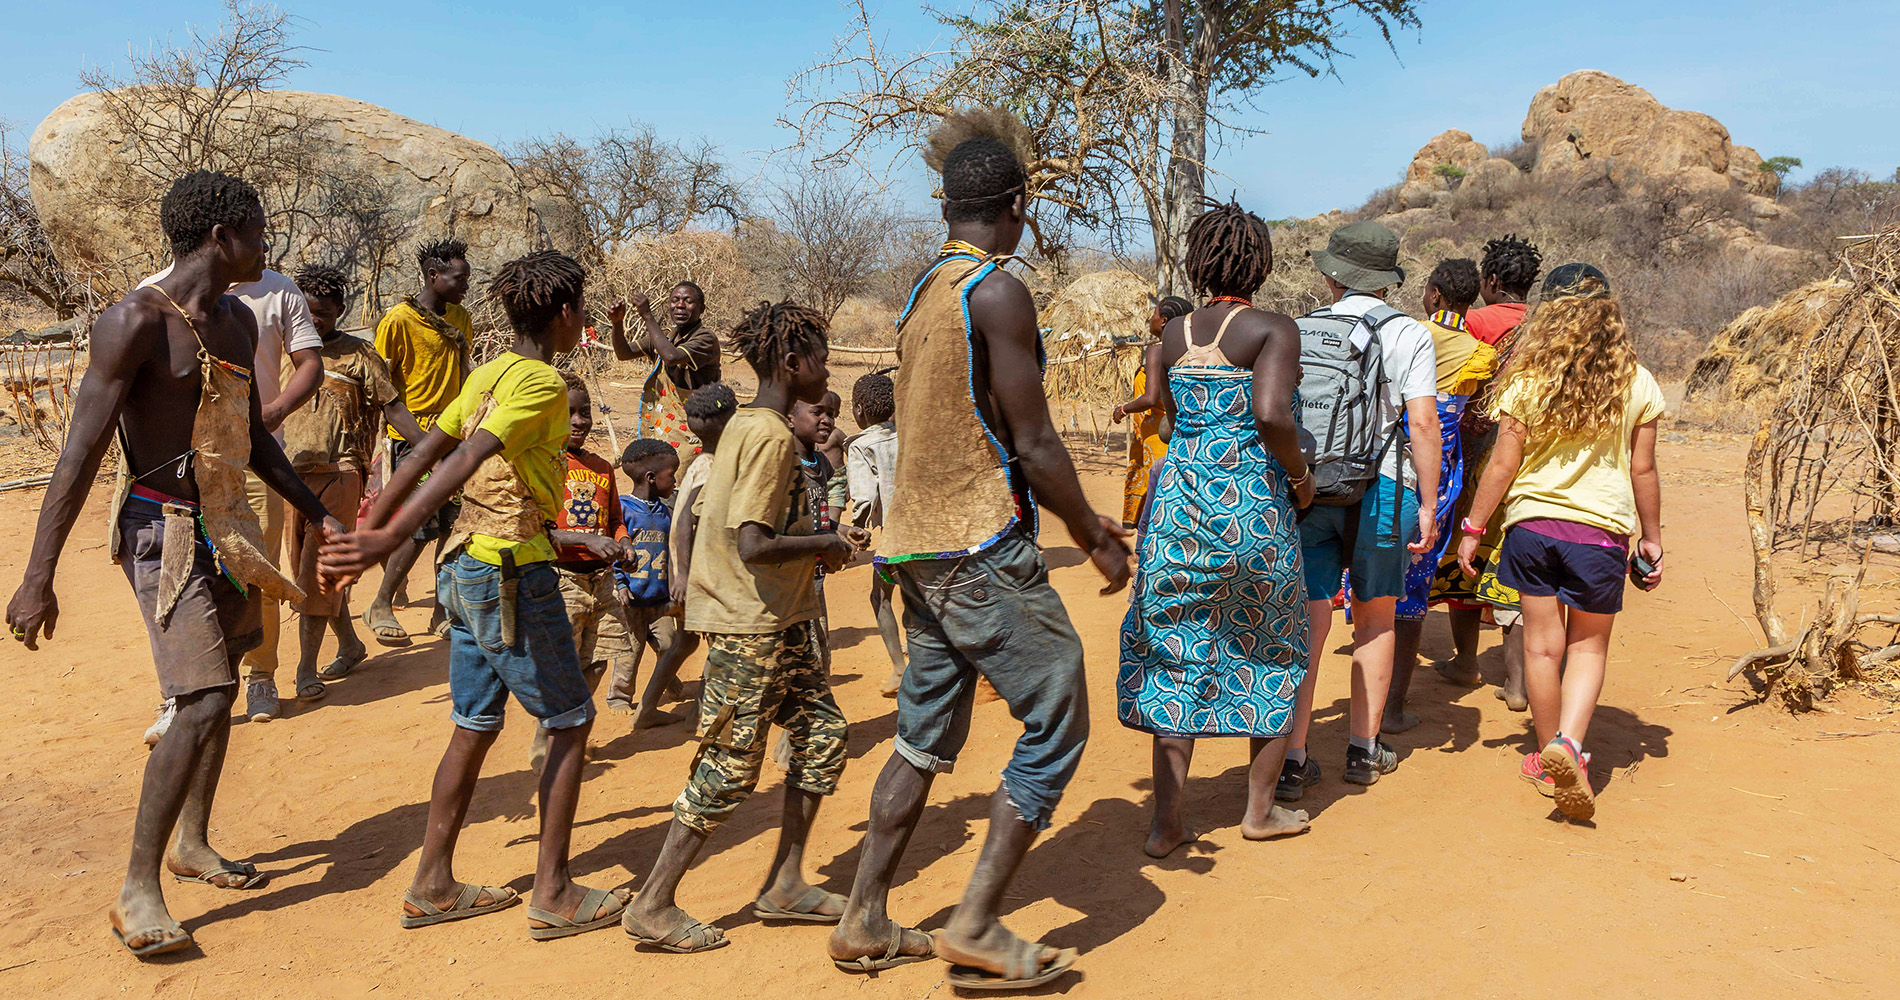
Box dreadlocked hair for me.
[1488,276,1635,440]
[1427,258,1480,311]
[729,300,828,379]
[620,437,678,471]
[160,170,263,257]
[1480,234,1542,296]
[417,237,468,276]
[684,382,738,420]
[926,108,1032,224]
[489,250,586,337]
[295,263,350,307]
[1183,200,1273,297]
[853,371,895,425]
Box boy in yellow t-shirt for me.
[1456,264,1664,824]
[365,237,474,646]
[322,251,632,941]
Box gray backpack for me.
[1295,303,1406,507]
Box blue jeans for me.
[438,552,592,731]
[1299,476,1421,601]
[890,531,1088,831]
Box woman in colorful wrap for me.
[1117,201,1316,857]
[1111,295,1194,528]
[608,281,722,455]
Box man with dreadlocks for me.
[365,237,474,647]
[622,300,858,953]
[9,170,339,958]
[280,265,426,699]
[323,250,634,941]
[1118,200,1317,857]
[826,109,1130,990]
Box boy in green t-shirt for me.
[321,251,631,941]
[622,301,858,954]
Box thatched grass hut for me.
[1687,278,1850,400]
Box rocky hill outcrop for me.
[29,90,571,296]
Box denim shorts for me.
[1299,476,1420,602]
[1498,527,1627,615]
[889,530,1088,831]
[438,552,593,731]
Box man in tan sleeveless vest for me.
[825,111,1131,990]
[8,171,339,959]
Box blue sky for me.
[8,0,1898,225]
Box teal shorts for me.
[1299,476,1420,602]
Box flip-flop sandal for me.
[400,883,520,928]
[319,649,366,680]
[111,917,192,959]
[752,885,845,924]
[363,610,412,648]
[1540,737,1596,821]
[170,860,267,890]
[527,886,630,941]
[945,937,1079,992]
[624,913,729,953]
[296,680,327,702]
[832,923,935,973]
[431,618,452,640]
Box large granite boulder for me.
[29,89,574,299]
[1521,70,1762,196]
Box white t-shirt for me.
[138,266,322,407]
[1312,293,1437,486]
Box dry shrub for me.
[829,295,897,348]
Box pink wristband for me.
[1460,517,1484,535]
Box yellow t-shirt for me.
[435,353,567,566]
[1427,315,1498,395]
[684,408,821,635]
[375,299,472,439]
[1492,364,1665,536]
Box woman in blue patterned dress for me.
[1118,202,1316,857]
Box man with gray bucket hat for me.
[1277,220,1442,799]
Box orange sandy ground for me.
[1,434,1895,999]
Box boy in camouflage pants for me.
[623,301,859,954]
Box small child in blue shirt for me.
[610,438,686,728]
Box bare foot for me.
[1435,659,1483,686]
[878,672,902,698]
[319,639,367,680]
[1240,805,1311,840]
[1143,822,1200,859]
[634,708,684,730]
[1495,685,1529,712]
[1381,711,1420,735]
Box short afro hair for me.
[160,170,263,258]
[684,382,738,421]
[560,370,589,394]
[620,437,678,471]
[729,300,828,379]
[295,264,350,307]
[672,280,705,304]
[1183,200,1273,297]
[417,237,468,277]
[1427,258,1480,311]
[488,250,586,337]
[1480,234,1542,297]
[926,108,1032,225]
[853,371,895,425]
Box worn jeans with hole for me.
[438,552,592,731]
[890,530,1088,831]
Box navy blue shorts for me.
[1497,527,1626,615]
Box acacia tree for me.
[506,123,746,261]
[785,0,1418,296]
[1,121,87,318]
[746,167,903,319]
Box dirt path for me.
[1,433,1894,999]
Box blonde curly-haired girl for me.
[1456,263,1665,822]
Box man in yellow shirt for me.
[321,250,632,940]
[366,237,473,645]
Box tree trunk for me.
[1156,0,1209,300]
[1746,419,1789,646]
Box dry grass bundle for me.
[1686,279,1850,400]
[1735,226,1900,708]
[1041,269,1152,409]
